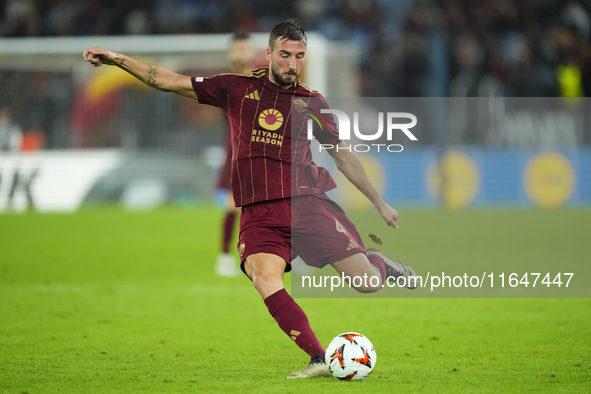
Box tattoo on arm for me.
[119,58,126,67]
[146,65,158,87]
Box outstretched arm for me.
[326,141,399,229]
[83,47,197,99]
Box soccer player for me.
[215,32,255,277]
[83,19,417,379]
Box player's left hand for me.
[377,203,399,229]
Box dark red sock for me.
[221,211,237,253]
[264,288,324,357]
[368,253,387,283]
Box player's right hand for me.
[83,47,116,67]
[376,203,399,230]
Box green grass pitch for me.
[1,206,590,393]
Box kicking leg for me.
[331,250,418,292]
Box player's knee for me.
[251,269,280,287]
[251,275,267,292]
[249,265,282,296]
[244,253,286,298]
[252,275,284,298]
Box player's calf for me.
[330,253,383,293]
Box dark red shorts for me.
[238,194,365,272]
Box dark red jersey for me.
[191,68,340,207]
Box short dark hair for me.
[268,19,306,51]
[232,31,251,41]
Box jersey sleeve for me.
[191,74,241,108]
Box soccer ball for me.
[325,332,376,380]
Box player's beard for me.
[270,63,299,88]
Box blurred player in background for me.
[0,103,23,152]
[215,32,255,277]
[83,19,417,379]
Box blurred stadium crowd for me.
[2,0,591,151]
[1,0,590,98]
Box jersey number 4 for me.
[335,219,348,235]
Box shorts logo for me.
[258,109,284,131]
[239,243,246,258]
[346,239,359,251]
